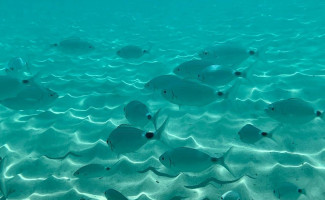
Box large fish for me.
[265,98,322,124]
[116,45,149,59]
[107,117,169,154]
[198,43,257,67]
[53,37,95,54]
[159,147,233,175]
[0,82,58,110]
[161,80,237,107]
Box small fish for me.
[5,57,30,79]
[173,59,215,79]
[221,190,241,200]
[116,45,149,59]
[0,76,30,100]
[161,80,235,107]
[273,182,306,200]
[198,43,256,67]
[0,82,58,110]
[107,117,169,154]
[0,157,7,200]
[197,65,250,86]
[137,167,179,178]
[144,75,182,91]
[73,163,113,179]
[53,37,94,54]
[265,98,322,124]
[185,175,250,189]
[238,124,276,144]
[104,189,128,200]
[124,100,161,129]
[159,147,234,175]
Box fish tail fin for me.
[155,117,169,140]
[217,147,235,177]
[152,108,161,130]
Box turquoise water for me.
[1,0,325,199]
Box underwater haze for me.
[1,0,325,199]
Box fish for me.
[104,189,128,200]
[144,75,183,91]
[159,147,234,175]
[173,59,215,79]
[5,57,30,79]
[0,75,30,100]
[221,190,241,200]
[273,182,306,200]
[73,163,114,179]
[124,100,161,129]
[197,65,251,87]
[0,157,7,200]
[198,43,256,67]
[0,82,58,110]
[53,37,94,54]
[161,80,236,107]
[238,124,277,144]
[265,98,322,124]
[116,45,149,59]
[107,117,169,154]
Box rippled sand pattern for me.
[1,0,325,199]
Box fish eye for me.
[235,71,241,76]
[298,189,302,193]
[249,50,255,55]
[147,114,152,120]
[145,132,154,139]
[75,171,79,175]
[106,167,110,171]
[203,51,208,55]
[271,107,275,111]
[117,50,121,54]
[217,91,223,96]
[177,68,180,71]
[10,67,14,71]
[161,156,165,160]
[316,111,322,116]
[261,132,267,136]
[89,46,93,48]
[163,90,167,94]
[198,74,200,78]
[22,80,29,84]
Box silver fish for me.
[107,118,169,154]
[198,43,256,67]
[53,37,94,54]
[159,147,233,175]
[265,98,322,124]
[117,45,149,59]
